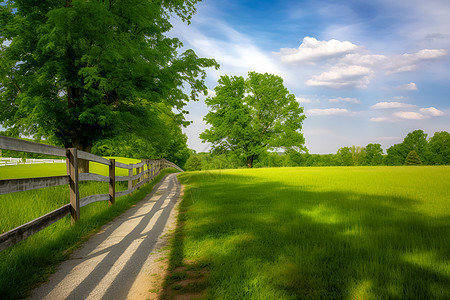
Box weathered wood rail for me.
[0,136,183,252]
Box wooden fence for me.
[0,135,183,252]
[0,157,66,166]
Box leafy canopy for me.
[0,0,218,152]
[200,72,306,168]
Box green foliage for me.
[195,128,449,169]
[350,145,365,166]
[405,150,422,165]
[385,130,428,166]
[336,147,354,166]
[174,166,450,299]
[90,103,190,167]
[426,131,450,165]
[384,143,406,166]
[0,0,218,152]
[200,72,305,168]
[362,143,383,166]
[403,130,428,160]
[184,155,202,171]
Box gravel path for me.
[29,173,182,300]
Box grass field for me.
[170,166,450,299]
[0,159,178,299]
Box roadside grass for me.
[0,159,178,299]
[168,166,450,299]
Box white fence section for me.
[0,157,66,167]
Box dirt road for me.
[29,173,181,300]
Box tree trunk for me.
[247,155,254,168]
[67,85,89,173]
[71,142,91,173]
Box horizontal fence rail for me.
[0,135,183,252]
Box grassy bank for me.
[169,166,450,299]
[0,159,178,299]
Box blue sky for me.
[170,0,450,154]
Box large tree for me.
[385,129,428,165]
[336,146,353,166]
[402,130,428,163]
[0,0,218,171]
[362,143,383,166]
[200,72,305,168]
[426,131,450,165]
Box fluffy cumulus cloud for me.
[420,107,445,116]
[329,97,360,103]
[393,111,424,120]
[306,108,354,116]
[277,37,447,89]
[278,37,358,63]
[371,102,415,109]
[306,65,373,89]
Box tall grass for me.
[0,159,178,299]
[172,166,450,299]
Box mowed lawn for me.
[174,166,450,299]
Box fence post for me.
[67,148,80,224]
[128,167,133,191]
[109,159,115,206]
[139,162,144,186]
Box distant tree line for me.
[184,130,450,170]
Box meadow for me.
[0,159,178,299]
[170,166,450,299]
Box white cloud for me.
[371,102,415,109]
[206,89,216,97]
[306,65,373,89]
[277,36,447,89]
[393,111,425,120]
[169,18,284,81]
[340,53,388,67]
[277,37,358,63]
[329,97,360,104]
[370,105,445,123]
[395,82,418,91]
[384,49,447,74]
[370,117,393,122]
[420,107,445,116]
[306,108,354,116]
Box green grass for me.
[0,156,141,180]
[172,166,450,299]
[0,157,143,233]
[0,158,178,299]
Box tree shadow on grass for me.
[166,171,450,299]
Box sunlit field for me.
[0,159,177,299]
[172,166,450,299]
